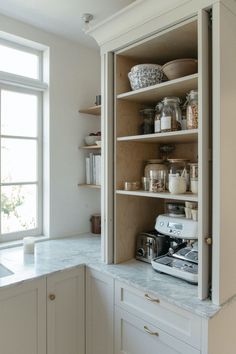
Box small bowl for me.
[84,136,97,146]
[162,58,198,80]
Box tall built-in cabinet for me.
[88,0,236,308]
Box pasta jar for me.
[160,97,182,132]
[186,90,198,129]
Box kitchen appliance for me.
[135,230,169,263]
[151,215,198,284]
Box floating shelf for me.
[79,145,101,150]
[116,190,198,202]
[117,129,198,144]
[117,74,198,103]
[79,105,101,116]
[78,184,101,189]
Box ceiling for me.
[0,0,135,48]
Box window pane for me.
[1,139,37,183]
[0,44,39,79]
[1,184,37,234]
[1,90,38,137]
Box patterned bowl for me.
[128,64,163,90]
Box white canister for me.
[23,237,35,254]
[168,174,187,194]
[190,178,198,194]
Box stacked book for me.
[85,153,101,186]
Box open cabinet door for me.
[197,9,211,300]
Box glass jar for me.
[154,102,163,133]
[160,97,182,132]
[144,159,168,192]
[167,159,190,190]
[189,163,198,179]
[139,108,155,134]
[186,90,198,129]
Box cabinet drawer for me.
[115,281,201,349]
[115,306,200,354]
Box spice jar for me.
[154,102,163,133]
[160,97,182,132]
[186,90,198,129]
[144,159,168,192]
[139,108,155,134]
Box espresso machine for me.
[151,214,198,284]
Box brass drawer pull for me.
[144,325,159,336]
[144,293,160,303]
[49,294,56,301]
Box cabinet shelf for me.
[78,184,101,189]
[117,74,198,103]
[79,105,101,116]
[79,145,101,150]
[116,190,198,202]
[117,129,198,144]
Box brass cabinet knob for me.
[49,294,56,301]
[205,237,212,245]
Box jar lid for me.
[163,97,180,103]
[188,162,198,166]
[167,158,189,163]
[146,159,164,164]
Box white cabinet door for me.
[115,307,200,354]
[47,266,85,354]
[86,268,114,354]
[0,278,46,354]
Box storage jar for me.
[160,97,182,132]
[139,108,155,134]
[144,159,168,192]
[186,90,198,129]
[154,102,163,133]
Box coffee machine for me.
[151,214,198,284]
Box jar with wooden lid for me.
[186,90,198,129]
[160,97,182,132]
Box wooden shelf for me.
[78,184,101,189]
[116,190,198,202]
[79,105,101,116]
[79,145,101,150]
[117,129,198,144]
[117,74,198,103]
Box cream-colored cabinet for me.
[86,268,114,354]
[47,267,85,354]
[0,278,46,354]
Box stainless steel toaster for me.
[135,231,170,263]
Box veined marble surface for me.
[0,234,223,318]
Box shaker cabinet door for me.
[115,307,200,354]
[0,278,46,354]
[47,266,85,354]
[86,268,114,354]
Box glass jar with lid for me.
[144,159,168,192]
[139,108,155,135]
[160,97,182,132]
[167,158,190,190]
[154,102,163,133]
[186,90,198,129]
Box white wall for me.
[0,13,101,238]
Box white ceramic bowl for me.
[84,136,97,146]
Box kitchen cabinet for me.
[86,268,114,354]
[115,307,200,354]
[47,267,85,354]
[0,278,46,354]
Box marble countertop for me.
[0,234,223,319]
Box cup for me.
[185,201,197,209]
[185,207,192,219]
[191,209,198,221]
[190,178,198,194]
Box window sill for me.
[0,235,49,250]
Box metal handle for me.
[144,325,159,336]
[49,294,56,301]
[144,293,160,303]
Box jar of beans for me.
[186,90,198,129]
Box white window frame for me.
[0,38,48,242]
